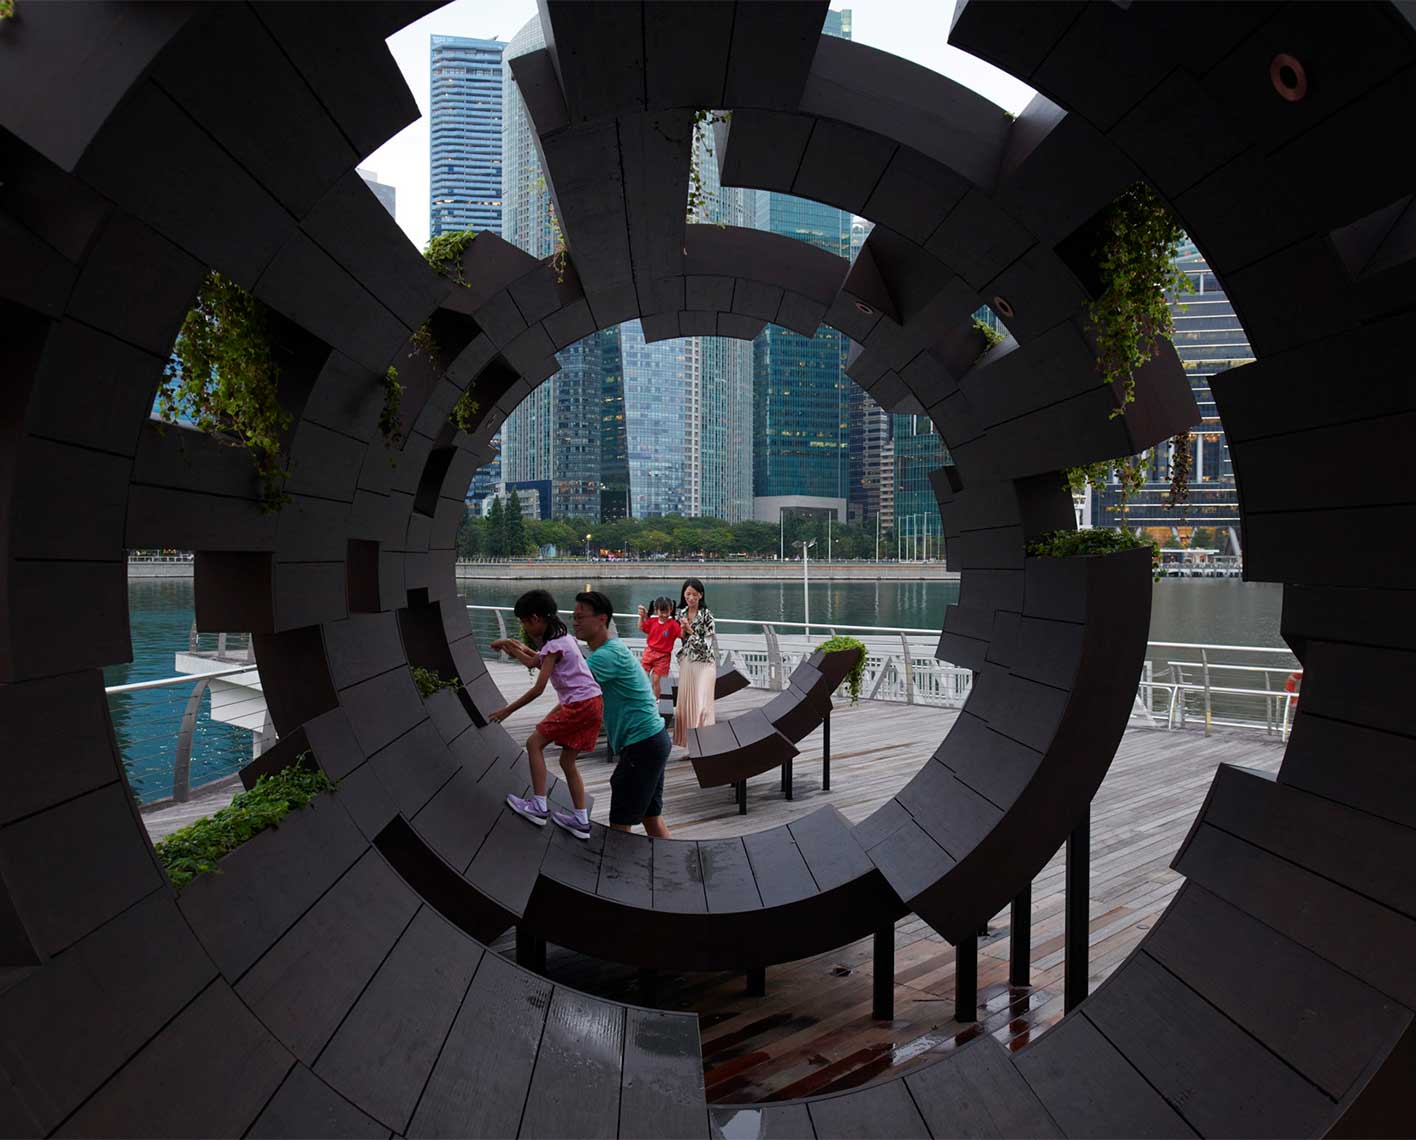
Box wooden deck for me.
[141,661,1285,1104]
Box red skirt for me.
[536,695,604,753]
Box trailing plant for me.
[0,1,14,21]
[817,635,868,704]
[1164,430,1193,507]
[528,172,570,283]
[160,272,292,512]
[411,665,461,699]
[379,365,404,448]
[1066,183,1195,509]
[687,110,732,222]
[423,229,477,286]
[973,317,1005,352]
[154,760,333,887]
[1027,526,1159,573]
[450,389,481,433]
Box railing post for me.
[188,621,199,652]
[1064,806,1091,1012]
[763,624,783,690]
[217,631,227,658]
[899,633,914,705]
[1010,881,1031,987]
[494,609,509,660]
[1201,648,1212,737]
[172,677,215,803]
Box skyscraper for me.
[1088,240,1247,551]
[357,169,396,218]
[750,10,853,525]
[429,35,504,238]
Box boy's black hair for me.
[575,590,614,620]
[651,595,675,615]
[678,576,707,609]
[514,589,567,642]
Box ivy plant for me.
[411,665,461,699]
[424,229,477,285]
[687,110,732,222]
[154,760,333,887]
[450,390,481,433]
[973,317,1006,355]
[817,635,867,704]
[1065,183,1196,513]
[0,1,14,20]
[159,271,292,513]
[380,365,404,450]
[1027,526,1160,575]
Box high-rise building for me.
[751,10,852,525]
[1087,239,1248,552]
[429,35,504,238]
[357,169,396,218]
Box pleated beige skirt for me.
[673,659,717,746]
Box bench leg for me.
[782,758,793,801]
[1010,882,1032,988]
[515,926,546,975]
[638,968,659,1007]
[737,779,747,815]
[822,711,831,791]
[746,967,766,997]
[1065,810,1090,1012]
[873,922,894,1020]
[954,934,977,1023]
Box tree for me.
[505,489,528,555]
[456,509,485,558]
[641,529,672,555]
[486,496,505,557]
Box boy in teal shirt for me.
[572,592,673,838]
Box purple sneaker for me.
[506,793,548,826]
[551,809,591,841]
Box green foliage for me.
[1026,527,1159,569]
[423,229,477,286]
[687,110,732,221]
[817,635,868,704]
[973,317,1006,351]
[154,760,333,887]
[410,666,461,699]
[504,489,528,555]
[160,272,292,512]
[450,388,481,433]
[380,365,404,449]
[0,1,14,21]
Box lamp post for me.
[585,532,592,560]
[795,539,816,638]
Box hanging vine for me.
[159,272,292,513]
[1065,182,1195,515]
[686,110,732,222]
[0,1,14,21]
[379,365,404,450]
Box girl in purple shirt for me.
[490,589,602,839]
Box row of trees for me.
[456,507,907,560]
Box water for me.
[117,575,1287,802]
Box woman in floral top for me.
[672,576,717,746]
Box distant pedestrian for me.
[573,591,672,838]
[672,577,717,747]
[636,595,681,700]
[490,589,601,840]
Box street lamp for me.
[795,539,816,638]
[585,532,592,560]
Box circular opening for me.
[992,295,1015,319]
[854,301,875,316]
[1270,53,1307,102]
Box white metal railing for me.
[466,605,1299,737]
[105,665,268,805]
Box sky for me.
[362,1,1037,252]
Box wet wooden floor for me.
[141,660,1286,1103]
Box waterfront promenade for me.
[141,661,1283,1102]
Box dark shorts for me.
[609,727,671,826]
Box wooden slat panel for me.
[709,1103,814,1138]
[743,826,816,908]
[788,808,872,893]
[620,1009,708,1139]
[314,908,480,1133]
[464,806,554,916]
[1014,1013,1198,1139]
[653,839,708,914]
[407,952,552,1139]
[247,1064,390,1139]
[598,826,654,907]
[807,1080,928,1139]
[699,837,762,913]
[412,768,499,874]
[895,758,1002,860]
[1083,954,1334,1138]
[540,815,607,893]
[906,1036,1060,1138]
[519,987,625,1139]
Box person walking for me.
[672,576,717,747]
[572,591,673,838]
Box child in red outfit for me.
[636,596,681,699]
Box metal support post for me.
[746,967,765,997]
[637,969,659,1008]
[1010,882,1031,987]
[1065,809,1090,1012]
[736,779,747,815]
[515,926,546,975]
[822,710,831,791]
[954,934,978,1023]
[873,922,895,1020]
[781,758,793,801]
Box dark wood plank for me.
[56,982,292,1139]
[866,816,955,902]
[905,1036,1060,1138]
[895,758,1002,860]
[247,1064,390,1139]
[653,839,708,914]
[699,838,763,914]
[619,1008,708,1139]
[407,952,552,1139]
[237,851,420,1065]
[540,815,607,893]
[412,768,500,874]
[597,826,654,908]
[743,827,816,908]
[1084,953,1334,1138]
[709,1103,814,1138]
[464,805,554,917]
[1014,1013,1198,1140]
[518,987,625,1139]
[788,808,872,893]
[807,1080,928,1139]
[690,721,740,760]
[314,908,481,1133]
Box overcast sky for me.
[362,1,1036,251]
